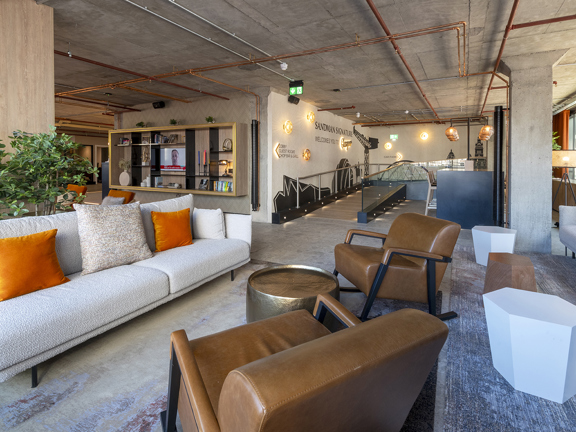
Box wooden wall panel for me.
[0,0,54,153]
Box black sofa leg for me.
[333,269,339,276]
[360,264,388,322]
[31,366,38,388]
[160,346,181,432]
[573,251,575,259]
[231,269,235,281]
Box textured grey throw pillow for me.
[101,196,125,206]
[75,202,153,275]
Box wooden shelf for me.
[109,122,246,196]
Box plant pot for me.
[119,170,131,186]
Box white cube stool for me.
[472,226,517,266]
[483,288,576,403]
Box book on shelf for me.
[212,180,233,192]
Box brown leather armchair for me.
[334,212,460,321]
[160,294,449,432]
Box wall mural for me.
[273,159,353,213]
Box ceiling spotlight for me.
[356,112,360,118]
[405,110,409,114]
[280,62,288,71]
[67,42,72,57]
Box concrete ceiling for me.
[43,0,576,126]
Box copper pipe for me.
[511,14,576,30]
[366,0,440,118]
[317,106,356,111]
[355,115,488,127]
[480,0,520,115]
[490,86,508,90]
[56,24,466,98]
[56,95,140,112]
[54,50,228,100]
[116,85,192,103]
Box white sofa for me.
[0,195,251,384]
[559,205,576,258]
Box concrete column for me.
[499,50,568,253]
[0,0,54,151]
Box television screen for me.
[160,148,186,172]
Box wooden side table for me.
[483,252,537,294]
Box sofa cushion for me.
[133,238,250,293]
[151,208,193,252]
[0,265,169,371]
[0,229,69,301]
[0,211,82,276]
[193,208,226,240]
[141,194,193,251]
[75,202,153,275]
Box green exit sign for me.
[390,134,398,140]
[289,80,304,95]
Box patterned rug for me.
[442,244,576,432]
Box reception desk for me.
[436,170,494,229]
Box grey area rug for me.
[344,291,443,432]
[443,244,576,432]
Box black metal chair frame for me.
[334,231,458,322]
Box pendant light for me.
[479,123,494,141]
[445,122,459,141]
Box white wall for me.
[366,122,487,165]
[269,91,364,210]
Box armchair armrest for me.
[344,229,387,244]
[165,330,220,432]
[381,247,446,265]
[313,294,361,328]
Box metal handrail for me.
[296,163,389,209]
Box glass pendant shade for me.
[479,125,494,141]
[445,126,459,141]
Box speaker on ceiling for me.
[152,101,165,109]
[288,95,300,105]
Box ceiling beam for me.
[54,50,228,100]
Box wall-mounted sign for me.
[390,134,398,140]
[315,122,352,137]
[289,80,304,95]
[275,143,298,159]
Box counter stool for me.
[483,252,537,294]
[424,170,437,216]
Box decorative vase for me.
[119,170,131,186]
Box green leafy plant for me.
[0,126,98,218]
[136,121,146,128]
[205,116,214,123]
[170,119,178,125]
[552,131,561,150]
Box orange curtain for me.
[553,110,570,178]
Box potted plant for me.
[170,119,178,125]
[136,121,146,128]
[553,131,561,150]
[205,116,215,124]
[0,126,98,218]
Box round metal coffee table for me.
[246,265,340,323]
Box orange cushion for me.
[0,229,70,301]
[151,208,193,252]
[67,184,88,196]
[108,190,135,204]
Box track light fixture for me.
[356,112,360,118]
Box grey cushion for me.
[101,196,125,206]
[133,238,250,293]
[140,194,193,251]
[0,212,82,276]
[75,202,153,274]
[0,265,169,370]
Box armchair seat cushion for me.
[189,309,331,416]
[335,243,429,303]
